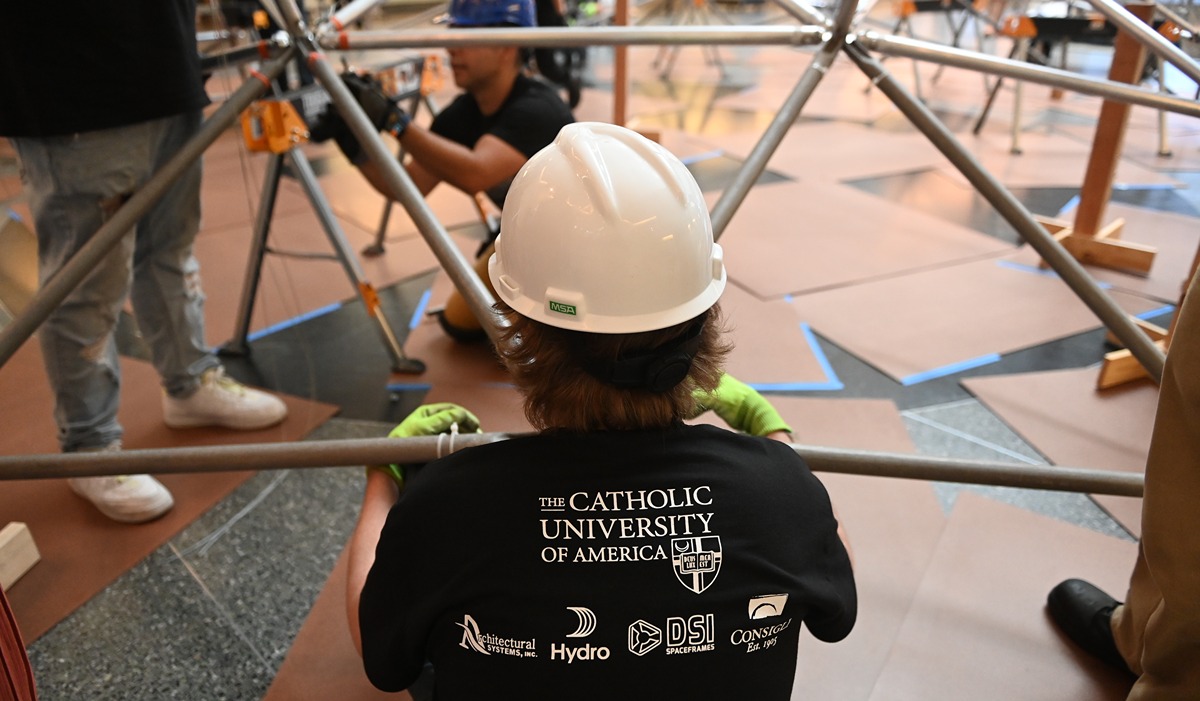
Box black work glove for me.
[342,72,411,137]
[307,72,411,164]
[308,100,365,163]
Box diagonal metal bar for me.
[276,1,507,343]
[858,30,1200,118]
[1088,0,1200,85]
[842,38,1166,382]
[710,0,859,238]
[0,48,296,370]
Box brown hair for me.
[494,303,731,432]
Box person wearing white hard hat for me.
[308,0,575,342]
[344,123,856,699]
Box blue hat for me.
[446,0,537,27]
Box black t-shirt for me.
[360,424,856,700]
[0,0,209,137]
[430,73,574,209]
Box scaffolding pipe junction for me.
[0,434,1144,498]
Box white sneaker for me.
[69,443,175,524]
[163,367,289,430]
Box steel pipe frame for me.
[857,31,1200,118]
[710,0,858,237]
[0,434,1144,498]
[0,0,1170,498]
[0,48,297,369]
[1088,0,1200,85]
[275,0,508,344]
[318,25,828,50]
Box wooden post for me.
[614,0,629,127]
[1054,3,1158,275]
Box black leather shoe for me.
[1047,579,1136,676]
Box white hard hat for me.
[489,122,725,334]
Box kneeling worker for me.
[345,123,857,699]
[311,0,575,341]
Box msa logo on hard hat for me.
[549,300,577,316]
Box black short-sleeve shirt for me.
[360,424,856,700]
[430,73,574,208]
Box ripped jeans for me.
[12,111,219,452]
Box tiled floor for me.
[6,1,1200,698]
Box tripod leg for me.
[219,152,285,357]
[288,149,425,374]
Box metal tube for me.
[843,40,1166,382]
[0,49,296,370]
[199,40,282,72]
[711,34,843,238]
[1088,0,1200,86]
[0,435,1142,497]
[770,0,831,27]
[858,31,1200,119]
[320,25,826,50]
[711,0,858,237]
[796,445,1144,497]
[302,43,507,342]
[328,0,386,30]
[1156,3,1199,36]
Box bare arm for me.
[398,127,527,196]
[358,152,440,200]
[346,469,402,657]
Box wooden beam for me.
[1072,3,1155,238]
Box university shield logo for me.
[671,536,723,594]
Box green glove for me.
[388,402,481,439]
[367,403,482,488]
[693,374,792,437]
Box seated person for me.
[345,123,857,699]
[310,0,575,341]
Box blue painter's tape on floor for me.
[900,353,1001,386]
[1136,304,1175,320]
[680,149,724,166]
[247,302,344,342]
[1057,195,1081,217]
[749,322,845,392]
[410,288,433,330]
[995,259,1113,288]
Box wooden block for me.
[1094,217,1126,242]
[1063,233,1157,276]
[1097,340,1167,389]
[0,522,40,591]
[1104,317,1168,346]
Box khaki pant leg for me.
[1112,267,1200,700]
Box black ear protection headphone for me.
[584,320,705,394]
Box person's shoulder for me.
[511,75,574,114]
